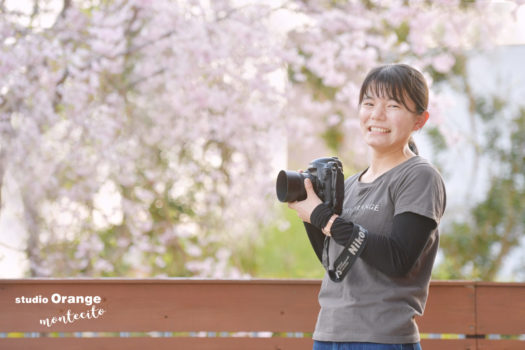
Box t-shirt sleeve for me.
[393,164,446,223]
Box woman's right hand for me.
[287,170,323,224]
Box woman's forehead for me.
[363,81,405,101]
[362,81,417,111]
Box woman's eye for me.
[388,104,400,109]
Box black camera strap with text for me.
[322,223,368,283]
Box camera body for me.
[276,157,344,215]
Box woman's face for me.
[358,90,427,154]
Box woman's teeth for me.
[369,127,390,133]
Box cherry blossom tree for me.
[282,0,505,170]
[0,0,519,278]
[1,0,286,277]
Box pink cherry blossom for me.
[0,0,519,278]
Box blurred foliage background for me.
[1,0,525,281]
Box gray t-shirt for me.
[313,156,446,343]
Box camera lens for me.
[276,170,307,202]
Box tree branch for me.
[0,240,25,252]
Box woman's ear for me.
[413,111,430,131]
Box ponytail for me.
[408,137,418,155]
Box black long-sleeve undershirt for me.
[304,204,437,278]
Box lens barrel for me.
[276,170,307,202]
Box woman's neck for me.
[361,145,416,183]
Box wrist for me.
[310,203,333,229]
[322,214,339,236]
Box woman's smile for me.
[367,126,391,134]
[359,93,424,153]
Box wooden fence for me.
[0,279,524,349]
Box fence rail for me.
[0,279,524,349]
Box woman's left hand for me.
[288,178,323,223]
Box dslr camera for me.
[276,157,344,215]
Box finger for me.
[304,178,314,191]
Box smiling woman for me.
[287,63,446,350]
[358,64,430,169]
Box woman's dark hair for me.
[358,64,429,154]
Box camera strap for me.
[322,223,368,283]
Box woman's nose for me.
[370,106,385,120]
